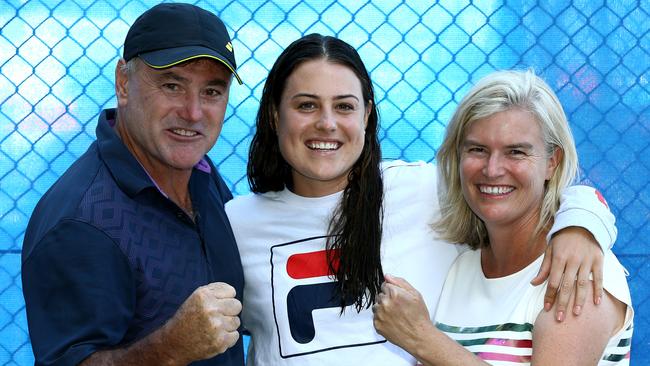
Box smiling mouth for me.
[170,128,199,137]
[306,141,340,151]
[479,185,514,195]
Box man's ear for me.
[115,59,129,108]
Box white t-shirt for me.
[226,160,617,366]
[434,249,633,365]
[227,161,459,365]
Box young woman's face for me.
[276,58,369,197]
[459,108,559,231]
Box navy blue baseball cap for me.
[123,3,242,84]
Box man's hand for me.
[161,282,242,364]
[81,282,242,366]
[531,227,604,322]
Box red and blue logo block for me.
[270,236,385,358]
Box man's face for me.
[115,58,232,180]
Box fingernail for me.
[574,305,581,315]
[544,302,551,311]
[556,311,564,322]
[595,296,601,305]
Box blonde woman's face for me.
[459,109,559,231]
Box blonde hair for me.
[434,69,578,249]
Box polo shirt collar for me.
[96,108,212,198]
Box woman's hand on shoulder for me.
[531,227,604,321]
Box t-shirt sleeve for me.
[21,219,135,366]
[547,185,617,251]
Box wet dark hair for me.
[248,33,383,311]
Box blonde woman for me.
[373,70,633,365]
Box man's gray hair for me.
[119,57,141,76]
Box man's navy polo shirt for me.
[21,108,244,366]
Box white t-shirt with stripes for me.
[434,249,633,365]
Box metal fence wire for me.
[1,0,649,364]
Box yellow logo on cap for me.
[226,42,233,52]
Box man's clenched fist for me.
[161,282,242,364]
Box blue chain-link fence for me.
[1,0,648,364]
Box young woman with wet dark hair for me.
[247,33,383,311]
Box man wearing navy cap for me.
[22,4,244,365]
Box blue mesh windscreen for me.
[1,1,648,363]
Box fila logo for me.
[270,236,384,358]
[285,249,354,344]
